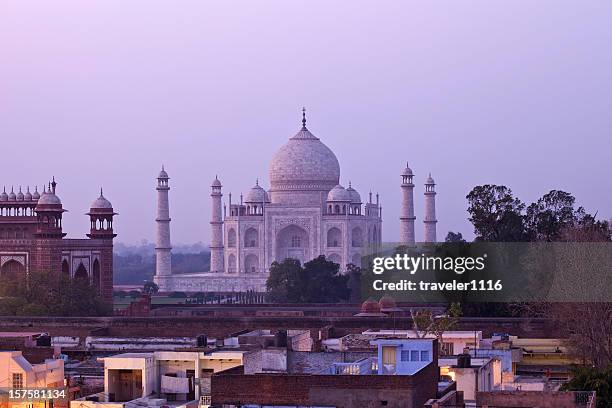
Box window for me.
[420,350,430,361]
[12,373,23,389]
[410,350,419,361]
[291,235,301,248]
[400,350,410,361]
[440,342,454,356]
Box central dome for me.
[269,118,340,205]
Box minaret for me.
[424,173,437,243]
[210,176,224,273]
[399,162,416,245]
[155,166,172,281]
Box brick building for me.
[211,339,439,408]
[0,180,116,301]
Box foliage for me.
[466,184,526,242]
[561,365,612,408]
[467,186,610,243]
[143,281,159,295]
[0,272,111,317]
[551,303,612,369]
[445,231,466,243]
[410,302,462,338]
[524,190,576,241]
[266,256,351,303]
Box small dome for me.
[327,184,351,202]
[91,189,113,210]
[361,298,381,314]
[32,187,40,200]
[8,187,16,201]
[346,182,361,204]
[426,173,435,185]
[245,181,269,203]
[0,188,8,202]
[158,166,169,179]
[36,190,62,206]
[379,295,397,310]
[24,187,32,201]
[402,162,413,177]
[16,187,24,201]
[211,176,222,188]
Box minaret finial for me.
[302,107,307,129]
[256,178,259,186]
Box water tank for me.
[196,334,207,347]
[36,334,51,347]
[457,351,471,368]
[275,330,288,348]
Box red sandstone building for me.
[0,179,116,301]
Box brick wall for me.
[477,391,594,408]
[0,316,563,339]
[212,365,438,408]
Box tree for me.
[143,281,159,295]
[409,303,462,339]
[302,256,351,303]
[266,256,350,303]
[0,271,111,317]
[445,231,466,243]
[266,258,302,303]
[525,190,577,241]
[561,365,612,408]
[466,185,526,241]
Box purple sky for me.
[1,1,611,244]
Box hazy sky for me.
[1,1,610,244]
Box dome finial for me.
[100,187,104,197]
[301,107,307,130]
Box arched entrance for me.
[244,254,259,274]
[62,260,70,277]
[74,263,88,280]
[92,259,101,291]
[275,224,309,264]
[0,259,26,280]
[327,227,341,247]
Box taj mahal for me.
[153,110,437,292]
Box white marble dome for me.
[346,183,362,203]
[158,166,169,179]
[327,184,351,202]
[269,126,340,195]
[245,181,270,203]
